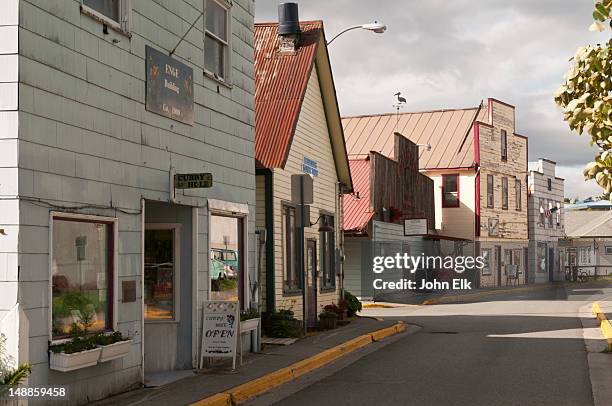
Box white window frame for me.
[204,0,232,84]
[207,199,249,308]
[80,0,132,35]
[144,223,182,323]
[48,212,119,344]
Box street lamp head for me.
[361,22,387,34]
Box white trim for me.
[144,223,182,323]
[48,212,119,344]
[208,199,248,214]
[207,200,249,310]
[140,198,145,384]
[191,207,199,368]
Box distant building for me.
[563,210,612,277]
[342,98,529,288]
[527,159,565,283]
[342,133,435,298]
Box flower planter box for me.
[319,316,337,330]
[240,318,260,333]
[49,347,101,372]
[98,339,133,363]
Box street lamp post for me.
[326,22,387,45]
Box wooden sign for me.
[174,173,213,189]
[145,46,194,125]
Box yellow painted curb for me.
[190,322,406,406]
[591,302,612,351]
[190,393,231,406]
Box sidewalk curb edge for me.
[190,321,407,406]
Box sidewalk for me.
[91,317,397,406]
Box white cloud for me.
[256,0,610,199]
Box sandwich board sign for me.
[200,301,239,369]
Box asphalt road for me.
[257,284,612,406]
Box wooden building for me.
[254,19,352,325]
[342,98,529,288]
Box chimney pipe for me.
[278,3,300,35]
[278,2,300,53]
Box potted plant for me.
[343,291,362,317]
[324,303,347,321]
[318,310,337,330]
[93,331,132,363]
[240,308,260,333]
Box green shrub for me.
[240,308,260,322]
[343,291,362,317]
[49,337,97,354]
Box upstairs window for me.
[442,174,459,208]
[205,0,231,81]
[539,198,545,225]
[501,129,508,161]
[547,178,552,191]
[81,0,130,32]
[515,179,521,211]
[502,177,508,210]
[487,174,494,208]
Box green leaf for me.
[594,9,607,21]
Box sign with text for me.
[174,173,213,189]
[200,301,239,368]
[403,219,427,236]
[303,156,319,177]
[145,45,194,125]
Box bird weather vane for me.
[393,92,407,132]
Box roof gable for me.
[254,21,353,191]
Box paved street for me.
[248,284,612,406]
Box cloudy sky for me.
[255,0,610,199]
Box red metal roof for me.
[342,106,489,170]
[343,158,373,232]
[254,21,323,169]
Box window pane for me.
[52,219,111,338]
[487,175,494,208]
[205,34,225,78]
[210,216,241,301]
[206,0,227,40]
[502,178,508,209]
[84,0,120,22]
[145,229,175,320]
[443,175,457,193]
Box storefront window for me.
[144,229,176,320]
[210,215,241,301]
[51,216,113,339]
[537,243,547,273]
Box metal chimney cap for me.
[278,2,300,36]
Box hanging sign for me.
[145,45,194,125]
[175,173,213,189]
[200,301,239,369]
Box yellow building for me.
[254,20,353,325]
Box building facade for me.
[254,19,353,327]
[527,159,565,283]
[342,98,529,288]
[563,209,612,277]
[0,0,255,403]
[343,133,435,298]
